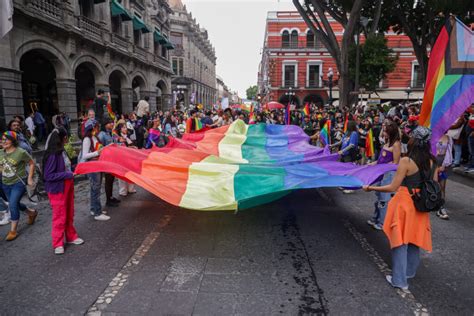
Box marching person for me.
[0,131,37,241]
[80,120,110,221]
[43,127,84,254]
[367,121,401,230]
[363,126,436,290]
[98,118,121,208]
[113,123,137,197]
[435,133,453,220]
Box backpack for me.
[408,162,444,213]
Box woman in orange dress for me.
[363,126,437,290]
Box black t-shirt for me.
[93,97,106,121]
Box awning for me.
[133,16,151,33]
[111,0,132,21]
[154,30,167,44]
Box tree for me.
[246,85,258,100]
[349,35,398,92]
[378,0,473,83]
[293,0,365,108]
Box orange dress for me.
[383,186,432,252]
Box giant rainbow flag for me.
[420,17,474,150]
[76,120,396,211]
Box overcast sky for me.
[184,0,295,97]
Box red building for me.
[257,11,425,107]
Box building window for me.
[79,0,94,19]
[283,64,296,87]
[282,30,290,48]
[161,45,167,58]
[134,30,141,46]
[170,32,183,48]
[307,30,315,48]
[307,64,321,87]
[172,58,178,74]
[172,58,184,76]
[411,63,423,88]
[290,30,299,48]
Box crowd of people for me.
[1,88,473,288]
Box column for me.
[148,91,157,112]
[121,88,133,114]
[0,68,23,129]
[56,78,78,122]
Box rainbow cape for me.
[320,120,331,146]
[75,120,396,211]
[365,129,374,158]
[420,17,474,150]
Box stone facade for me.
[0,0,175,129]
[168,0,217,110]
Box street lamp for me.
[405,87,412,103]
[355,16,370,104]
[321,68,338,106]
[285,87,296,105]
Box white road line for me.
[343,220,430,316]
[86,215,172,316]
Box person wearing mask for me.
[367,122,401,230]
[98,118,121,208]
[8,120,32,154]
[80,120,109,221]
[0,131,37,241]
[113,123,137,197]
[363,127,436,290]
[43,127,84,254]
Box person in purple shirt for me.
[43,127,84,255]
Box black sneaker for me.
[106,201,119,207]
[110,197,121,204]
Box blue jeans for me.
[88,173,102,216]
[2,180,28,221]
[453,143,462,165]
[391,244,420,288]
[468,135,474,168]
[372,171,395,226]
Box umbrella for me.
[264,102,285,110]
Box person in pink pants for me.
[43,127,84,255]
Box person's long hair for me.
[42,127,68,174]
[407,138,436,173]
[346,120,357,135]
[385,122,400,147]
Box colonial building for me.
[258,11,425,107]
[216,75,230,102]
[0,0,175,129]
[167,0,217,110]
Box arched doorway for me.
[109,70,126,114]
[75,64,96,114]
[156,80,167,112]
[279,94,301,108]
[20,50,58,118]
[132,75,146,109]
[303,94,324,107]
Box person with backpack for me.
[363,126,441,290]
[0,131,38,241]
[43,127,84,254]
[80,120,109,221]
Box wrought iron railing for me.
[308,79,320,88]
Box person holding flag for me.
[319,120,331,147]
[367,121,401,230]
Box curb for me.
[453,167,474,180]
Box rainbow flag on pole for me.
[75,120,396,211]
[420,17,474,151]
[303,103,310,117]
[343,113,349,133]
[320,120,331,146]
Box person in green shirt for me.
[0,131,37,241]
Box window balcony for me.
[411,78,424,89]
[78,16,102,43]
[134,46,148,61]
[25,0,63,26]
[280,42,326,50]
[111,33,129,52]
[283,80,297,88]
[307,79,320,88]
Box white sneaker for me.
[119,193,128,197]
[54,246,65,255]
[0,214,10,226]
[94,214,111,221]
[386,275,408,290]
[68,238,85,245]
[343,189,354,194]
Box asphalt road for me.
[0,175,473,315]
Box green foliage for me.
[246,85,258,100]
[349,35,398,91]
[64,136,78,159]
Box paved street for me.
[0,176,473,315]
